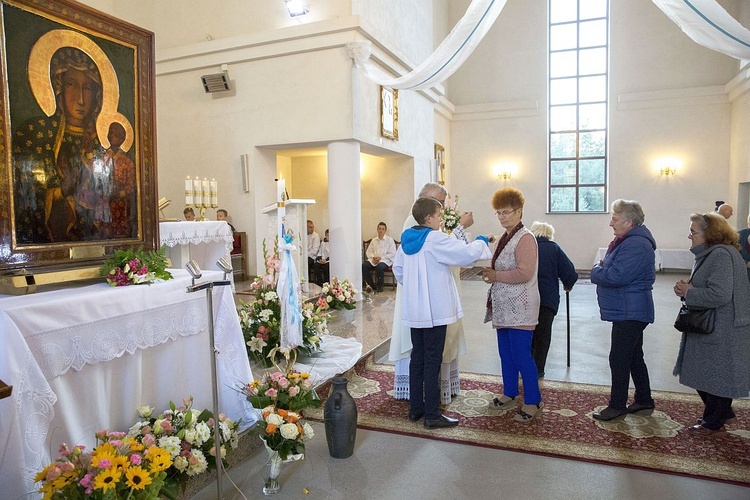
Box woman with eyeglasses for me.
[591,199,657,422]
[672,212,750,435]
[482,187,543,423]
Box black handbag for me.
[673,257,715,334]
[674,302,716,334]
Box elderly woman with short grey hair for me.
[591,199,657,421]
[673,212,750,435]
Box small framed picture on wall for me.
[434,143,445,185]
[380,86,398,140]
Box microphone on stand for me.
[185,258,233,499]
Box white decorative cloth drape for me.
[652,0,750,60]
[277,234,303,349]
[347,0,508,90]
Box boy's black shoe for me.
[408,411,424,422]
[424,414,459,429]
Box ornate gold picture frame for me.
[380,85,399,140]
[0,0,157,276]
[434,143,445,185]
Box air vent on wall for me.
[201,71,231,93]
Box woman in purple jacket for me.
[591,199,656,421]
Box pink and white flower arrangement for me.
[126,396,239,489]
[99,247,172,286]
[238,239,327,367]
[441,194,461,232]
[321,276,358,310]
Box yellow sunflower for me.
[111,454,129,471]
[146,447,172,472]
[93,467,122,492]
[124,465,153,490]
[123,437,144,452]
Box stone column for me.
[327,141,362,297]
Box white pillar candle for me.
[210,179,218,207]
[193,178,203,206]
[202,178,210,207]
[185,176,193,206]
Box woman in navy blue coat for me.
[529,222,578,377]
[591,200,656,421]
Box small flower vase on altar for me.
[342,308,355,323]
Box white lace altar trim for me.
[159,221,233,252]
[24,296,208,380]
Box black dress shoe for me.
[626,402,655,415]
[424,414,459,429]
[593,407,626,421]
[408,412,424,422]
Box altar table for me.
[160,220,234,276]
[0,270,254,499]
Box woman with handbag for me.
[673,212,750,435]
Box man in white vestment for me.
[307,220,321,282]
[388,182,475,403]
[362,222,397,292]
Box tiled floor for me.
[197,273,749,499]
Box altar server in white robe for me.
[388,182,475,403]
[393,197,491,427]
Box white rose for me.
[302,422,314,439]
[279,423,299,439]
[266,413,284,426]
[344,291,350,299]
[264,291,278,301]
[173,455,188,472]
[322,286,329,293]
[137,405,154,418]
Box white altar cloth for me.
[295,335,363,385]
[160,220,234,274]
[0,270,254,499]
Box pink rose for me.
[130,453,142,465]
[142,434,156,447]
[288,386,300,397]
[266,388,278,399]
[161,420,174,433]
[46,466,62,481]
[141,425,152,436]
[277,378,290,389]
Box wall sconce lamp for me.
[656,158,680,176]
[493,162,516,181]
[284,0,308,17]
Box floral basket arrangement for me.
[321,276,358,310]
[441,194,461,233]
[99,246,173,286]
[35,431,172,499]
[126,397,240,495]
[238,239,327,367]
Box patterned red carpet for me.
[308,356,750,485]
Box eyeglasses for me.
[495,208,519,218]
[689,230,703,237]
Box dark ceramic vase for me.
[324,376,357,458]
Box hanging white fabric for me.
[347,0,508,90]
[276,233,303,349]
[652,0,750,60]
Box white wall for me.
[446,0,743,268]
[74,0,750,271]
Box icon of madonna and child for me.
[11,29,138,245]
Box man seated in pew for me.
[362,222,396,292]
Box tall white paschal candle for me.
[185,176,193,206]
[193,178,203,206]
[210,179,218,208]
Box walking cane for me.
[566,290,571,367]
